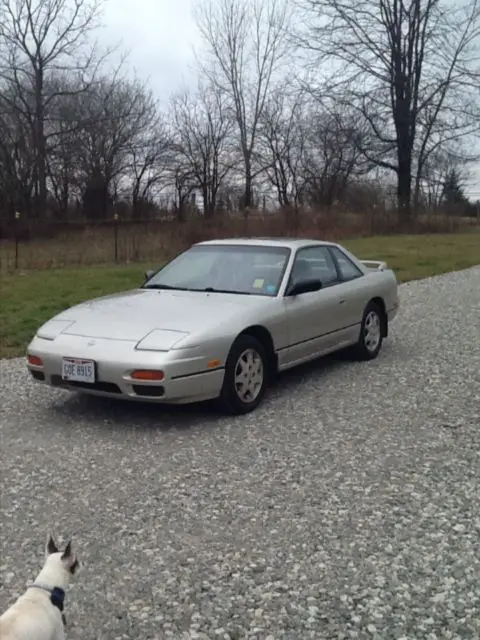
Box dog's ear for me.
[61,541,79,575]
[69,556,80,575]
[62,540,72,559]
[46,533,59,556]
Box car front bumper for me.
[26,334,226,405]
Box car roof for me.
[194,237,338,250]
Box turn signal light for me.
[27,354,43,367]
[131,369,164,381]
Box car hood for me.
[39,288,267,347]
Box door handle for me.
[339,299,346,304]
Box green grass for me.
[1,233,478,358]
[343,233,480,282]
[0,264,154,358]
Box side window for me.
[330,247,364,281]
[290,246,339,287]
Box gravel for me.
[1,265,479,640]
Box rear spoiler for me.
[360,260,388,271]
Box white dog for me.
[0,534,79,640]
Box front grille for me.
[51,375,121,394]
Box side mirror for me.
[144,269,155,282]
[287,278,322,296]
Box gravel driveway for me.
[1,266,479,640]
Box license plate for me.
[62,358,95,384]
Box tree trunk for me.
[397,154,412,220]
[202,185,213,219]
[34,67,47,219]
[243,155,253,209]
[132,181,141,218]
[61,172,69,216]
[395,101,413,221]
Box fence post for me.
[14,211,20,269]
[113,213,119,263]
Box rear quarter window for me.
[330,247,364,281]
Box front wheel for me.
[218,335,268,415]
[352,302,384,361]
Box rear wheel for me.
[218,334,268,415]
[352,301,384,360]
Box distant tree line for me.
[0,0,479,233]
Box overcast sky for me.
[103,0,200,103]
[102,0,480,199]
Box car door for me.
[280,245,347,367]
[328,246,372,341]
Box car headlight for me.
[37,319,75,340]
[135,329,190,352]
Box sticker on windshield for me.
[253,278,264,288]
[265,284,276,294]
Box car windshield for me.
[144,244,291,297]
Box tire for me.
[352,301,384,361]
[218,334,268,415]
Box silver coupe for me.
[26,238,399,414]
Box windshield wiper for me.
[142,283,190,291]
[201,287,252,295]
[144,284,252,295]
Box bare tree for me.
[195,0,291,209]
[257,84,306,208]
[295,0,480,217]
[75,75,160,219]
[171,81,237,217]
[127,117,171,218]
[167,162,196,221]
[0,81,36,218]
[301,106,370,208]
[419,145,474,208]
[0,0,109,218]
[44,73,91,214]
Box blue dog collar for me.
[28,584,66,623]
